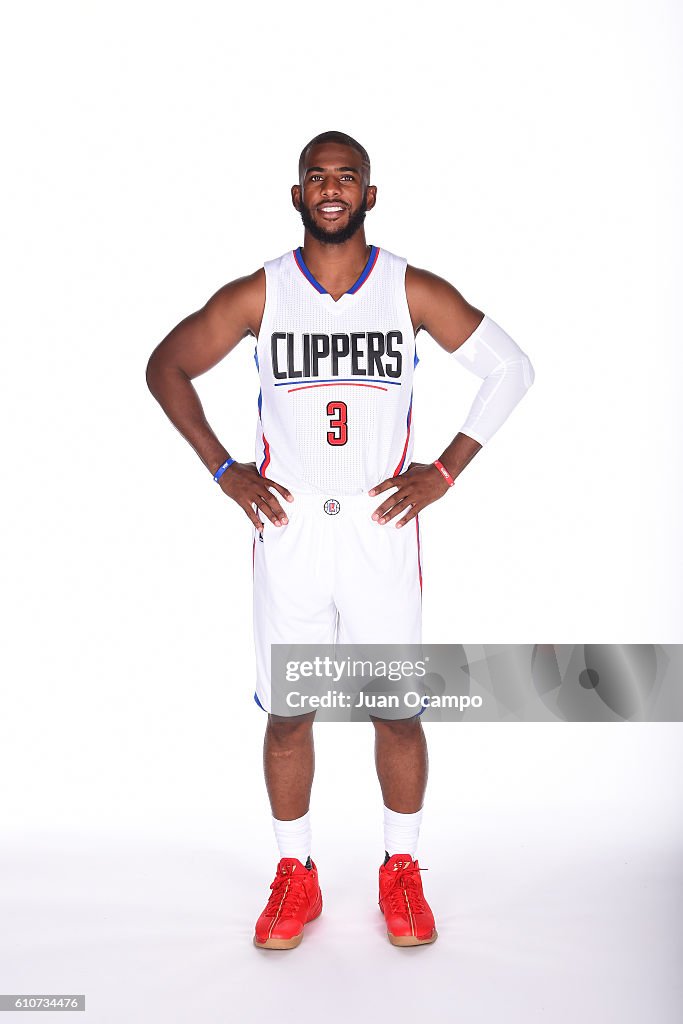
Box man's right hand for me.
[218,461,293,531]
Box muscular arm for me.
[404,265,486,488]
[145,269,265,474]
[146,270,292,530]
[369,266,534,527]
[406,265,485,352]
[407,264,534,459]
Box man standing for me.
[146,131,534,949]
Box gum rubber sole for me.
[387,928,438,947]
[253,904,322,950]
[254,932,304,950]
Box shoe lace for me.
[264,872,309,917]
[384,862,428,914]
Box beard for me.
[298,190,369,245]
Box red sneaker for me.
[379,854,438,946]
[253,857,323,949]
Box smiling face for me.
[291,142,377,245]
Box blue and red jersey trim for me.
[393,391,413,477]
[259,433,271,475]
[293,245,380,296]
[346,246,380,293]
[255,371,271,475]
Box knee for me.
[371,715,422,740]
[266,712,315,747]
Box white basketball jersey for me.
[253,245,418,495]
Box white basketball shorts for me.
[251,490,423,713]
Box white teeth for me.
[321,206,343,212]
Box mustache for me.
[299,193,369,245]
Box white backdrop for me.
[1,2,681,1022]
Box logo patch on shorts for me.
[323,498,341,516]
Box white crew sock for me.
[384,805,423,858]
[272,811,312,864]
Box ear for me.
[365,185,377,211]
[291,184,302,211]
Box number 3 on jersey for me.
[326,400,348,446]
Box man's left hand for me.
[368,462,450,527]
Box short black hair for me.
[298,131,371,184]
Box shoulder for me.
[204,267,266,338]
[405,264,460,306]
[404,263,484,346]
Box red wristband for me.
[433,460,455,487]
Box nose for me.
[320,175,341,197]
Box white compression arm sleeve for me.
[451,315,535,445]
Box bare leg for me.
[372,716,428,813]
[263,711,316,820]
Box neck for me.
[300,232,370,290]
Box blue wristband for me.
[213,458,235,482]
